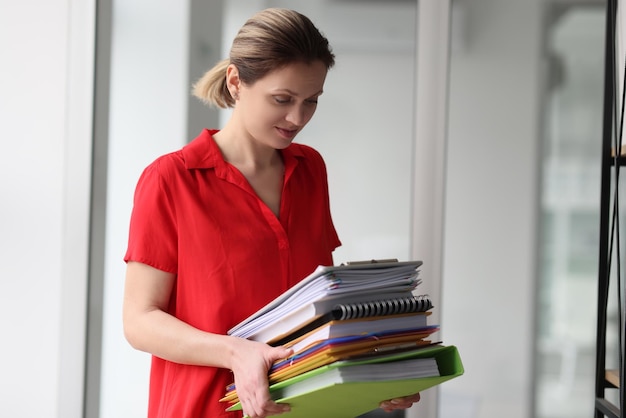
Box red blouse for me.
[124,129,341,417]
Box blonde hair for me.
[192,8,335,109]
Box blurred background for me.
[0,0,619,417]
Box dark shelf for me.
[609,155,626,166]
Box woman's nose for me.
[285,105,308,126]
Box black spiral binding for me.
[331,295,433,321]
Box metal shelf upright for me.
[595,0,625,417]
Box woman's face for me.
[235,60,328,149]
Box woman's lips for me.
[276,127,298,139]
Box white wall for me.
[0,1,94,417]
[440,0,542,417]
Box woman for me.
[123,8,420,418]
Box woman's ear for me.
[226,64,241,99]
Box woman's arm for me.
[122,261,293,418]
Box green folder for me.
[225,345,464,418]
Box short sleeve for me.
[318,154,342,253]
[124,158,178,273]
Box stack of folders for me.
[220,260,464,418]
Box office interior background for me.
[1,0,623,417]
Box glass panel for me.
[535,5,605,418]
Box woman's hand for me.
[379,392,421,413]
[229,338,294,418]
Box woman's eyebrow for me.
[273,88,324,97]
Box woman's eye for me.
[272,96,318,105]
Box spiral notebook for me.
[270,295,433,347]
[229,260,424,343]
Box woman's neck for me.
[213,124,280,172]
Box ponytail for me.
[192,59,234,109]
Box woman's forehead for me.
[254,61,327,95]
